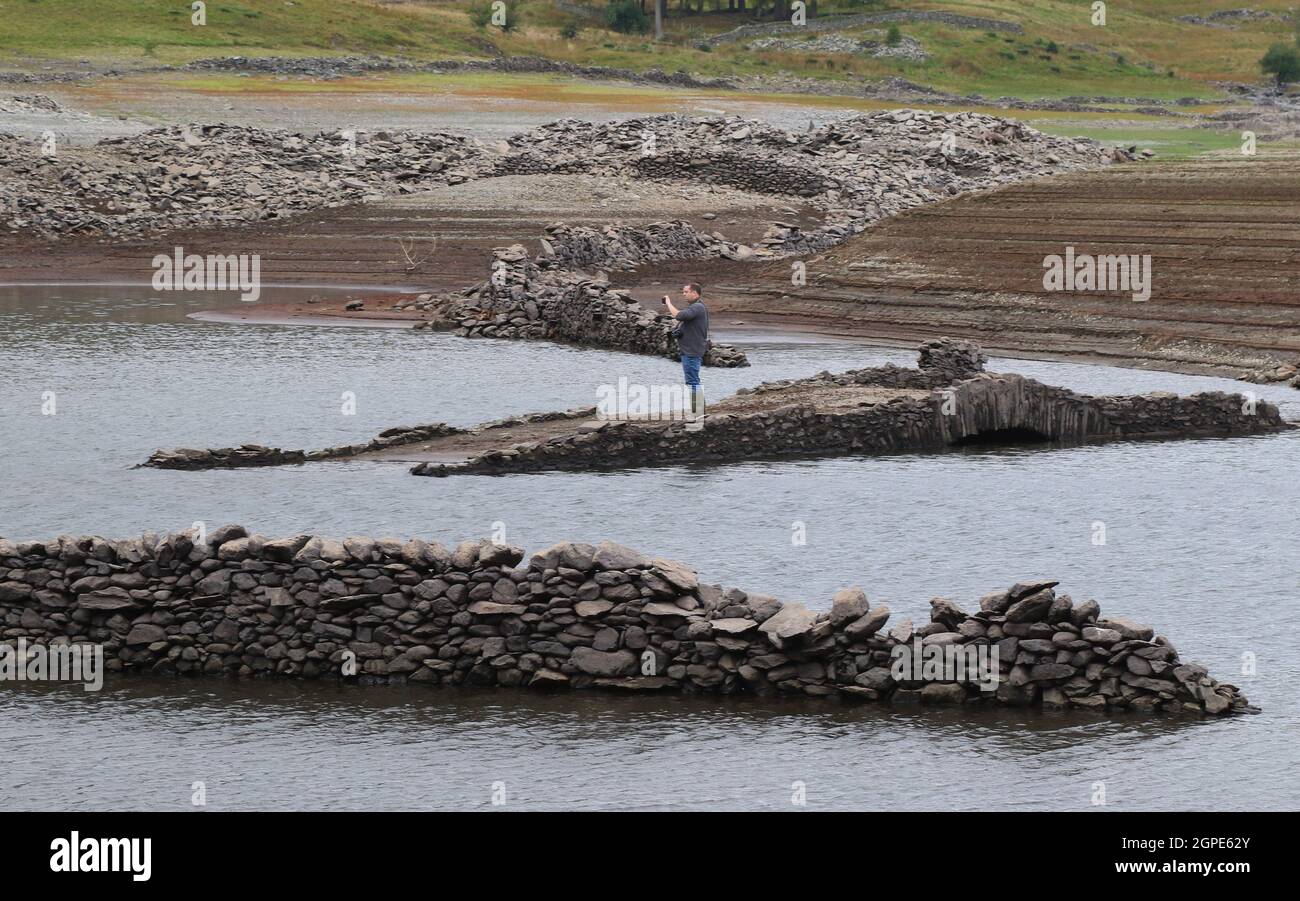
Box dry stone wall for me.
[413,244,750,368]
[412,344,1288,477]
[0,528,1251,716]
[701,10,1024,47]
[142,409,593,471]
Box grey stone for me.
[570,647,637,677]
[829,586,869,626]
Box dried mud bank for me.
[716,158,1300,384]
[141,340,1291,474]
[385,109,1109,364]
[2,108,1112,365]
[1,110,1106,244]
[0,528,1252,716]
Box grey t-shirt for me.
[674,301,709,358]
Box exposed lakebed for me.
[2,284,1298,810]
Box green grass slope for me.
[1,0,1296,102]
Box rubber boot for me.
[686,386,705,431]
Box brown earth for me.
[6,157,1299,382]
[0,172,816,297]
[659,154,1300,379]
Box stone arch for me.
[934,374,1113,445]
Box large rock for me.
[1097,616,1154,641]
[125,623,166,646]
[194,570,232,596]
[1004,589,1054,623]
[320,593,380,613]
[829,587,869,626]
[844,605,891,640]
[1007,580,1060,602]
[263,534,310,562]
[710,617,757,634]
[929,596,967,629]
[570,647,638,677]
[592,541,649,571]
[206,523,247,547]
[651,557,699,592]
[574,600,614,617]
[79,589,142,612]
[757,602,817,648]
[1082,626,1121,644]
[643,601,695,618]
[0,582,32,602]
[467,601,527,616]
[1028,663,1076,681]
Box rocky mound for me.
[494,110,1109,248]
[1,124,486,239]
[407,241,750,367]
[0,528,1252,716]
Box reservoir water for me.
[2,284,1298,810]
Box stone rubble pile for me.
[748,33,929,62]
[736,338,986,397]
[1,124,486,239]
[536,220,753,269]
[403,243,751,368]
[1176,9,1282,28]
[493,110,1108,254]
[0,93,65,113]
[701,10,1024,47]
[0,528,1252,715]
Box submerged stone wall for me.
[0,528,1251,715]
[413,358,1287,477]
[143,408,593,471]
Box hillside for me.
[1,1,1297,102]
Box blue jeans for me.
[681,355,702,390]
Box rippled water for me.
[2,284,1298,811]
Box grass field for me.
[1,0,1297,103]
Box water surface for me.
[2,284,1297,810]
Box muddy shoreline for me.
[3,270,1286,383]
[6,104,1298,385]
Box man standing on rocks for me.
[663,283,708,422]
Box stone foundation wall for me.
[142,409,596,471]
[0,528,1250,715]
[744,338,989,394]
[413,368,1286,477]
